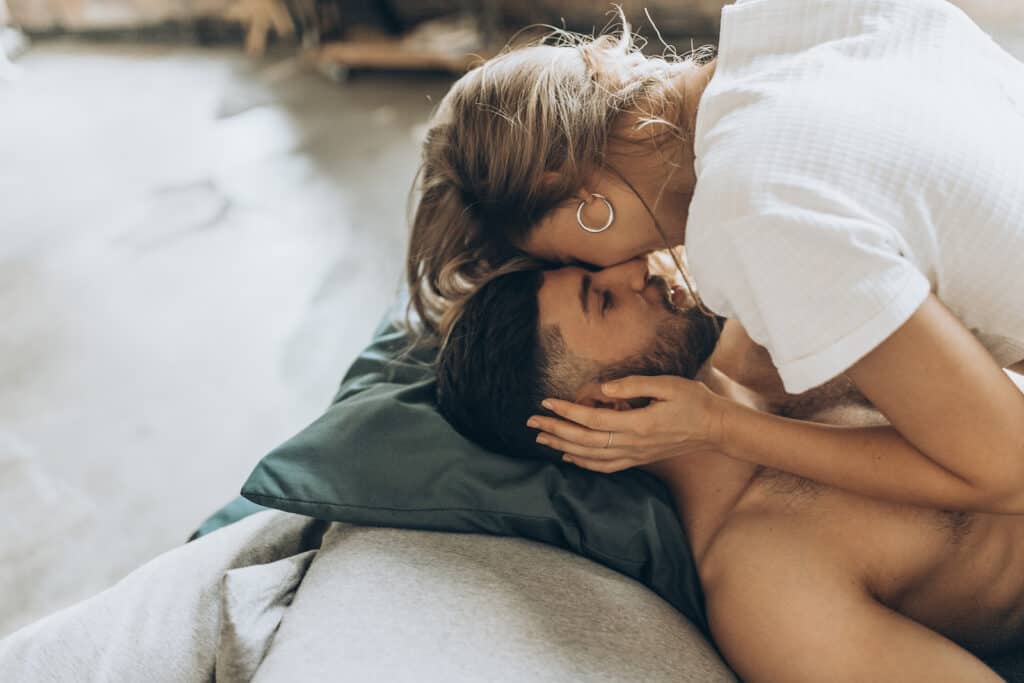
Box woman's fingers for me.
[527,415,636,449]
[536,431,630,460]
[601,374,681,400]
[540,398,645,432]
[529,377,713,476]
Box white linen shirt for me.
[686,0,1024,393]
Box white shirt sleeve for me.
[688,193,932,394]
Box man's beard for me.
[593,276,722,385]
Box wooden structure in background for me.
[302,2,502,80]
[2,0,730,70]
[224,0,294,57]
[308,37,492,80]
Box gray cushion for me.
[254,523,736,682]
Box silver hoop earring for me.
[577,193,614,234]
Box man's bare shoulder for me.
[699,513,868,678]
[697,375,887,588]
[698,496,858,594]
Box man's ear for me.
[574,381,632,411]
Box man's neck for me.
[639,363,765,564]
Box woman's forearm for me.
[841,295,1024,510]
[716,399,1023,513]
[716,295,1024,513]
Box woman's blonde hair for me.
[406,8,713,347]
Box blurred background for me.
[1,0,1021,637]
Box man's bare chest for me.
[745,477,1024,657]
[879,510,1024,657]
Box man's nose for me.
[598,257,649,292]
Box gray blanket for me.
[0,510,325,682]
[0,510,737,682]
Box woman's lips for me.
[650,277,694,313]
[671,283,701,309]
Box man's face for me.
[536,256,715,369]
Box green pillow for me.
[240,310,708,635]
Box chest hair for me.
[753,376,974,542]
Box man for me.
[436,256,1024,682]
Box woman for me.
[407,1,1024,512]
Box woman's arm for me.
[802,294,1024,511]
[532,294,1024,512]
[702,294,1024,511]
[717,406,1021,513]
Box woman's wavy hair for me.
[405,7,714,348]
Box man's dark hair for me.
[435,268,558,461]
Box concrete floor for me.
[0,39,451,635]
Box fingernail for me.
[602,383,615,394]
[527,418,539,428]
[541,400,552,410]
[562,455,573,463]
[536,436,548,445]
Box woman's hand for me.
[527,375,725,473]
